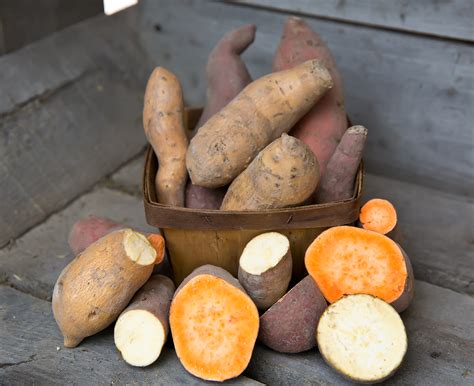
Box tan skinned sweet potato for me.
[220,133,320,210]
[114,275,175,367]
[68,216,165,266]
[305,226,414,312]
[52,229,157,347]
[317,294,407,383]
[185,25,256,209]
[238,232,292,310]
[259,275,327,353]
[170,265,259,382]
[143,67,188,206]
[274,16,347,177]
[314,125,367,203]
[186,59,332,188]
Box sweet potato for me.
[170,265,259,382]
[68,216,124,255]
[238,232,292,310]
[259,275,327,353]
[52,229,157,347]
[185,25,256,209]
[317,294,407,383]
[359,198,401,243]
[314,125,367,203]
[274,17,347,176]
[114,275,175,367]
[143,67,188,206]
[305,226,413,312]
[68,216,165,266]
[185,184,227,210]
[221,133,319,210]
[195,24,256,130]
[187,59,332,188]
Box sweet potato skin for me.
[196,24,256,130]
[68,216,123,255]
[52,229,156,347]
[238,247,292,310]
[259,275,327,353]
[187,59,332,188]
[274,16,347,176]
[185,183,227,209]
[314,125,367,203]
[221,134,320,210]
[391,247,414,313]
[143,67,188,206]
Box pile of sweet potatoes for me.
[145,18,367,211]
[51,17,415,384]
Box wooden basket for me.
[143,108,364,284]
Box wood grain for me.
[231,0,474,42]
[137,0,474,196]
[0,8,151,247]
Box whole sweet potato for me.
[274,16,347,177]
[187,59,332,188]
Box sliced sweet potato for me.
[114,275,175,367]
[259,275,327,353]
[238,232,292,310]
[359,198,401,242]
[305,226,413,312]
[170,265,259,382]
[317,294,407,383]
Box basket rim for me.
[142,146,364,230]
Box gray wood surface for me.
[232,0,474,42]
[0,286,261,385]
[247,281,474,385]
[0,186,155,301]
[137,0,474,197]
[0,0,103,54]
[0,8,151,247]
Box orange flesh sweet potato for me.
[314,125,367,203]
[360,198,398,235]
[170,265,259,382]
[305,226,412,310]
[273,16,347,176]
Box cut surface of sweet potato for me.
[360,198,397,235]
[317,294,407,383]
[170,273,259,381]
[114,310,165,367]
[305,226,407,304]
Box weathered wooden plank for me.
[105,152,146,197]
[0,286,261,385]
[137,0,474,196]
[0,187,155,301]
[0,8,151,247]
[364,173,474,295]
[0,0,103,54]
[246,281,474,385]
[231,0,474,42]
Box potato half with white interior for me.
[317,294,407,383]
[238,232,292,310]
